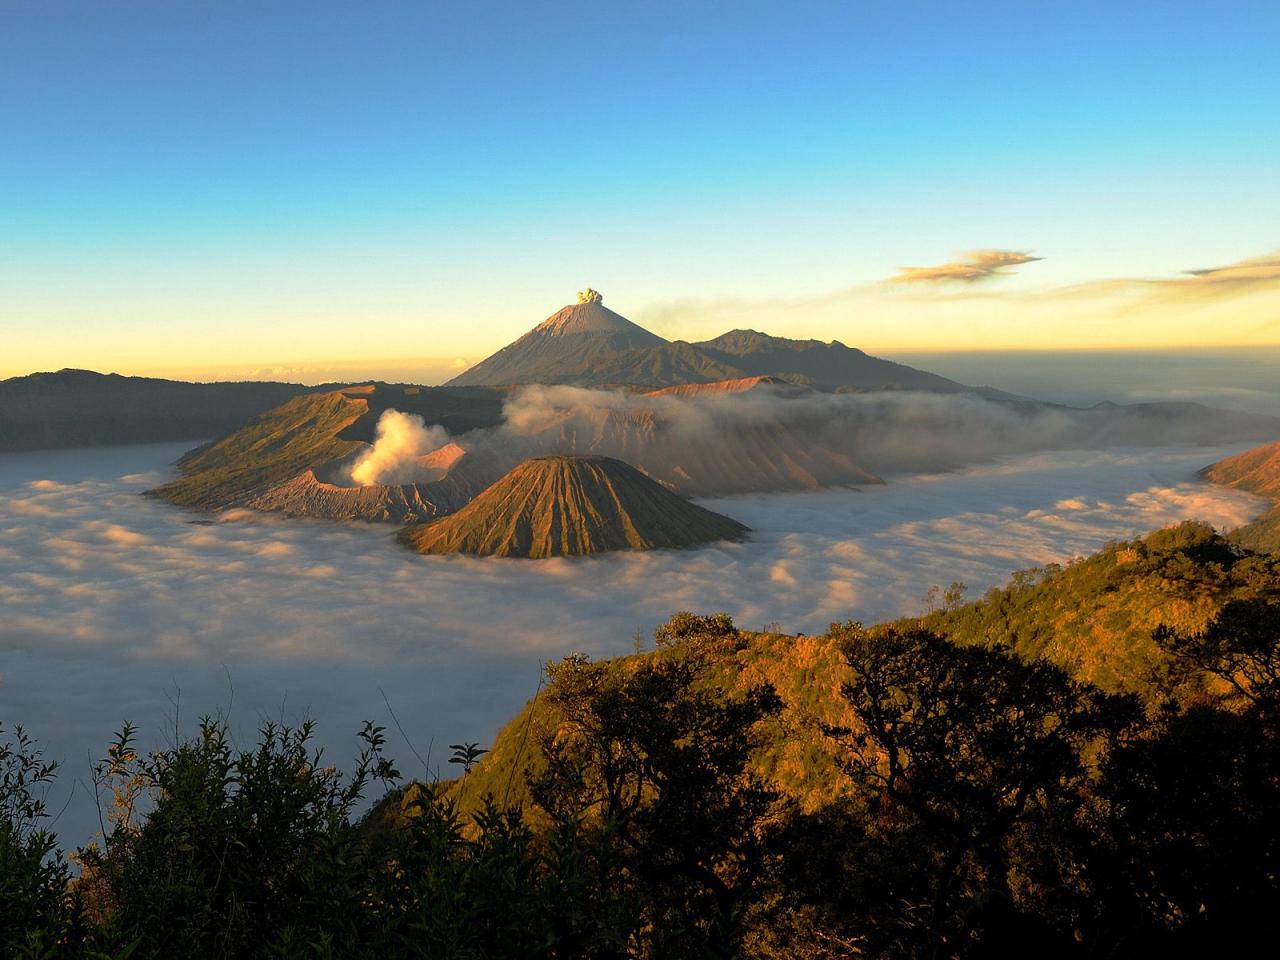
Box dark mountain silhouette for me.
[446,291,973,392]
[0,369,315,453]
[398,455,748,557]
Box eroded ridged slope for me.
[399,455,748,558]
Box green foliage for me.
[1229,504,1280,555]
[810,625,1139,955]
[1,725,75,959]
[914,521,1280,693]
[76,718,394,959]
[533,647,783,956]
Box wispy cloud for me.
[1176,253,1280,291]
[631,247,1280,349]
[887,249,1044,285]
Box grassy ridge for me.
[914,521,1280,691]
[1203,439,1280,553]
[149,390,368,508]
[148,385,510,510]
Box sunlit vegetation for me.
[5,525,1280,957]
[1203,438,1280,553]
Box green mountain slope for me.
[149,384,506,510]
[913,521,1280,691]
[398,455,749,557]
[149,390,369,509]
[1202,440,1280,552]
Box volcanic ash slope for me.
[398,455,749,558]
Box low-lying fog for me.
[0,441,1270,845]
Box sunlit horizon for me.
[4,2,1279,380]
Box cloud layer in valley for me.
[345,384,1278,491]
[0,441,1271,844]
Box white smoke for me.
[348,410,451,486]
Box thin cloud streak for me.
[631,248,1280,350]
[887,249,1044,285]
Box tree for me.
[532,614,784,957]
[1154,598,1280,716]
[823,624,1139,956]
[0,724,75,958]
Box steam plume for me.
[349,410,450,486]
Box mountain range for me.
[446,290,972,392]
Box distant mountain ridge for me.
[447,293,973,392]
[0,369,315,453]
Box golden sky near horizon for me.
[4,249,1279,384]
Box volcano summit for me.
[447,289,966,391]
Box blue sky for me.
[3,1,1279,379]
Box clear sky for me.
[3,1,1279,382]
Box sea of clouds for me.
[342,383,1279,489]
[0,441,1270,845]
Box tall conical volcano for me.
[446,289,981,391]
[447,290,669,387]
[398,455,748,558]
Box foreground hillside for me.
[1203,439,1280,552]
[10,519,1279,958]
[448,522,1279,814]
[0,369,313,453]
